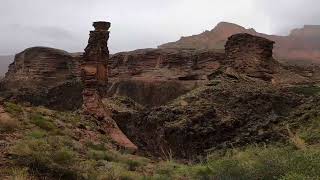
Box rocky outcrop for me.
[0,47,82,110]
[109,48,225,78]
[112,79,305,158]
[108,48,225,106]
[224,33,278,81]
[159,22,320,64]
[82,22,110,92]
[81,21,138,151]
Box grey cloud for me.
[0,0,319,55]
[254,0,320,35]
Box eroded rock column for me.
[81,21,137,151]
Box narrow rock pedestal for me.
[81,21,137,151]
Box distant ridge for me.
[159,22,320,64]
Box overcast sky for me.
[0,0,319,55]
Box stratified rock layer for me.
[0,47,82,110]
[108,49,225,106]
[225,33,278,80]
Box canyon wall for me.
[0,47,82,110]
[159,22,320,64]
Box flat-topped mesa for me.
[82,21,110,92]
[225,33,278,81]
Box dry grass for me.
[0,113,19,132]
[286,125,307,150]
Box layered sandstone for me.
[0,47,82,110]
[108,48,225,106]
[225,33,278,81]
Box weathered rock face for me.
[0,47,82,110]
[112,79,305,158]
[82,21,110,91]
[108,48,225,106]
[224,33,278,81]
[81,21,138,151]
[109,48,225,78]
[81,21,111,119]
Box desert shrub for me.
[10,136,79,179]
[291,85,320,96]
[103,163,142,180]
[125,159,143,171]
[299,116,320,144]
[87,149,114,161]
[0,115,19,132]
[9,168,30,180]
[153,161,190,179]
[52,148,76,165]
[150,146,320,180]
[30,113,56,131]
[28,130,47,139]
[54,111,81,125]
[280,172,312,180]
[3,102,23,115]
[85,141,107,151]
[117,171,142,180]
[190,146,320,180]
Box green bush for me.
[85,141,106,151]
[150,146,320,180]
[28,130,47,139]
[299,116,320,144]
[153,161,190,179]
[125,159,143,171]
[87,149,113,161]
[3,102,23,115]
[30,113,56,131]
[10,136,79,179]
[193,146,320,180]
[52,148,76,165]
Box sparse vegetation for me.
[290,85,320,96]
[0,115,19,132]
[30,113,56,131]
[298,116,320,144]
[150,145,320,180]
[1,97,320,180]
[3,102,23,115]
[6,168,31,180]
